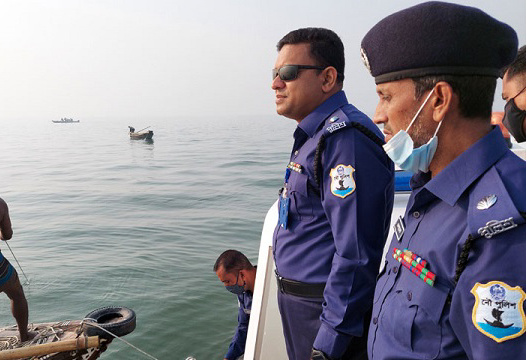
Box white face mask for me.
[382,90,443,173]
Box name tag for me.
[279,196,290,229]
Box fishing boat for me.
[0,306,135,360]
[128,126,154,140]
[52,118,80,123]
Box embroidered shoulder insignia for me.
[326,121,346,134]
[329,164,355,198]
[471,281,526,342]
[478,218,518,239]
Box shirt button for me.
[407,291,412,301]
[412,211,420,219]
[392,266,398,274]
[372,317,378,325]
[294,150,299,156]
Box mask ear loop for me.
[433,117,443,137]
[405,90,435,133]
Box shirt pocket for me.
[381,269,449,359]
[288,171,314,220]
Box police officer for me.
[502,46,526,143]
[271,28,394,360]
[360,2,525,359]
[214,250,256,360]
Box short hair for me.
[502,45,526,79]
[277,27,345,84]
[213,250,253,273]
[412,75,496,119]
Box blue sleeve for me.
[313,129,394,357]
[224,302,250,360]
[450,224,526,360]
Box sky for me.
[0,0,525,121]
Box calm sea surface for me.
[0,116,296,359]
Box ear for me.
[239,269,247,281]
[321,66,338,93]
[430,81,454,123]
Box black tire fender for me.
[84,306,136,339]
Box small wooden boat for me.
[128,126,154,140]
[52,118,80,123]
[0,306,135,360]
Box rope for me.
[4,242,30,285]
[453,234,476,285]
[446,234,477,305]
[82,318,159,360]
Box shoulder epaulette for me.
[313,108,385,187]
[453,166,525,287]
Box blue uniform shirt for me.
[225,291,252,360]
[273,91,395,357]
[368,126,526,359]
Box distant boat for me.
[128,126,154,140]
[0,306,136,360]
[52,118,80,123]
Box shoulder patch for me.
[471,281,526,342]
[330,164,355,198]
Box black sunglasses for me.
[272,65,326,81]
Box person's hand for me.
[311,348,333,360]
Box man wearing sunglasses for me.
[271,28,394,360]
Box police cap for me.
[360,1,518,84]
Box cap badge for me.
[477,194,497,210]
[360,47,371,74]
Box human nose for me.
[272,74,285,90]
[373,102,387,125]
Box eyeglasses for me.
[272,65,326,81]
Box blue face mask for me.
[383,90,443,174]
[225,272,245,295]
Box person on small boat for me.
[0,198,33,342]
[501,45,526,143]
[128,126,135,133]
[214,250,256,360]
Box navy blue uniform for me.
[274,91,394,359]
[225,291,252,360]
[368,127,526,359]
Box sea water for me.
[0,116,295,359]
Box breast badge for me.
[329,164,355,198]
[471,281,526,342]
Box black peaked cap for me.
[360,1,518,84]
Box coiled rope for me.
[82,318,159,360]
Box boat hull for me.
[129,130,154,140]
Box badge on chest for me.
[394,216,405,242]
